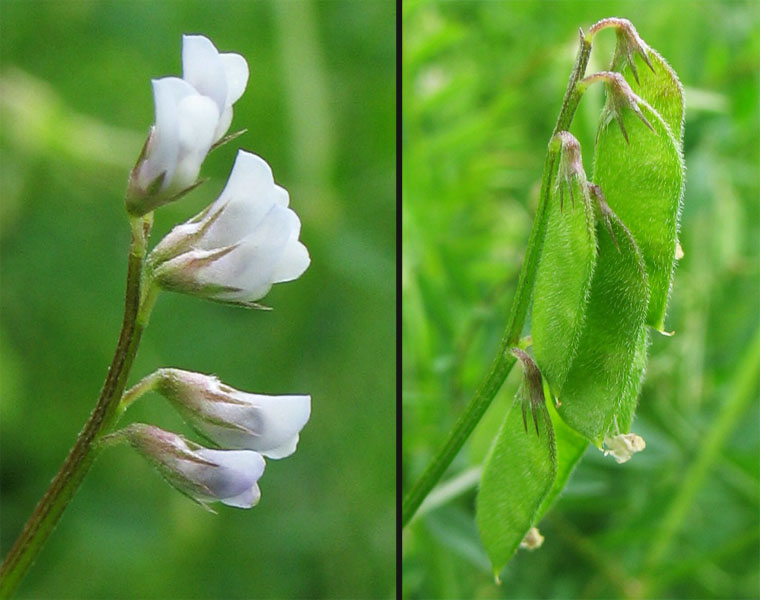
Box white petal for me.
[188,394,310,458]
[171,94,219,190]
[273,184,290,207]
[138,78,183,189]
[214,106,234,142]
[176,94,219,152]
[198,205,298,301]
[201,151,281,248]
[261,434,300,460]
[219,52,249,104]
[193,449,265,499]
[221,484,261,508]
[239,394,311,457]
[182,34,227,113]
[139,77,219,194]
[272,239,310,283]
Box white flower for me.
[155,368,311,459]
[182,34,249,143]
[131,78,219,203]
[519,527,545,550]
[127,35,249,215]
[603,432,646,464]
[148,149,310,306]
[118,423,266,509]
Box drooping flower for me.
[603,432,646,464]
[127,35,249,216]
[114,423,266,509]
[148,149,310,306]
[152,368,310,459]
[519,527,545,551]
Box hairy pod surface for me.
[555,208,649,445]
[535,400,589,522]
[626,46,684,142]
[532,159,597,399]
[476,374,556,577]
[595,48,685,331]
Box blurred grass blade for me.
[644,326,760,574]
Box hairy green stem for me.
[402,29,593,528]
[117,370,163,416]
[0,215,154,598]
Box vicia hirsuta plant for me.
[402,18,684,579]
[0,35,311,597]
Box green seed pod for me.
[532,133,597,399]
[613,25,684,143]
[477,350,556,578]
[535,400,588,522]
[535,403,588,524]
[593,58,684,331]
[555,194,650,446]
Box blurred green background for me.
[403,1,758,599]
[0,1,395,598]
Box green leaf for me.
[476,375,556,577]
[594,53,684,331]
[532,145,597,399]
[555,205,649,446]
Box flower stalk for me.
[402,28,596,528]
[0,215,154,598]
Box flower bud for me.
[116,423,266,509]
[148,150,310,306]
[153,368,311,459]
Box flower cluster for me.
[111,35,310,509]
[111,369,310,509]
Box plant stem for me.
[0,215,153,598]
[117,370,162,416]
[402,30,592,528]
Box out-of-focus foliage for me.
[0,1,395,598]
[402,1,759,598]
